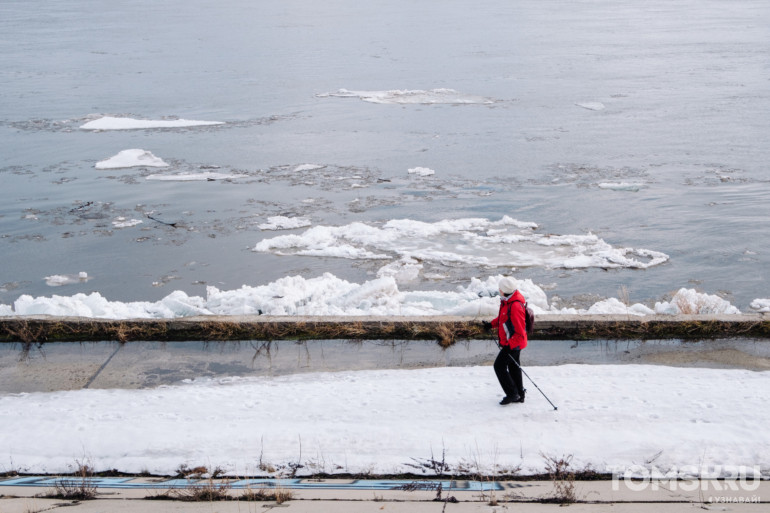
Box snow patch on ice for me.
[95,149,168,169]
[81,116,224,130]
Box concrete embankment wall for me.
[1,314,769,346]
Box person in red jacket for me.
[483,277,528,405]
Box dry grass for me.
[541,453,577,504]
[618,285,630,306]
[167,479,233,502]
[46,460,98,501]
[2,320,49,352]
[0,318,488,344]
[151,479,294,503]
[240,486,294,503]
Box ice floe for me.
[44,272,91,287]
[146,172,244,181]
[95,149,168,169]
[81,116,224,130]
[408,166,436,176]
[317,88,497,105]
[598,182,645,192]
[258,216,313,231]
[294,164,325,172]
[376,257,424,284]
[576,101,606,111]
[112,217,143,228]
[253,216,669,270]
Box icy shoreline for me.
[1,273,763,320]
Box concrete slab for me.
[4,498,768,513]
[1,479,766,512]
[3,336,770,393]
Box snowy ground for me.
[1,364,768,479]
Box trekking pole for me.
[508,354,558,411]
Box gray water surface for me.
[2,0,768,310]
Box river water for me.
[1,0,769,312]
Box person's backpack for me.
[513,300,535,336]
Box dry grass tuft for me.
[3,320,47,344]
[541,453,577,504]
[46,460,98,501]
[241,486,294,503]
[618,285,630,306]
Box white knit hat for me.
[498,277,516,295]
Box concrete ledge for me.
[1,314,769,344]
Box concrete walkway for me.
[4,336,770,394]
[1,478,767,512]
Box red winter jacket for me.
[491,290,528,350]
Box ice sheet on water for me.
[598,182,645,192]
[95,149,169,169]
[294,164,325,172]
[80,116,224,130]
[408,166,436,176]
[112,217,143,228]
[253,216,669,271]
[44,273,91,287]
[317,88,498,105]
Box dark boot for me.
[500,394,521,405]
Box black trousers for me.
[494,346,523,398]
